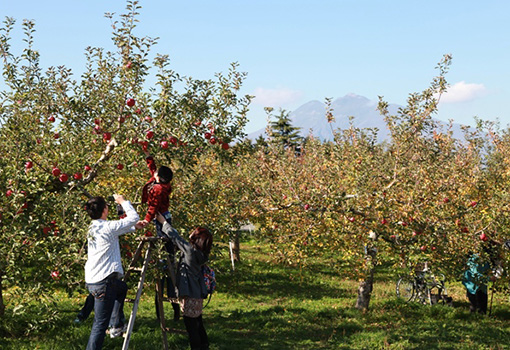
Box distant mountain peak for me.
[246,93,466,142]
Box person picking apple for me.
[84,194,144,349]
[139,148,180,321]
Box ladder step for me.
[128,267,143,273]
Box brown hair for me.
[189,227,213,257]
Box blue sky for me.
[2,1,509,133]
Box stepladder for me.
[121,236,183,350]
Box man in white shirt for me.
[84,194,142,350]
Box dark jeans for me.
[467,289,488,314]
[77,293,95,321]
[183,315,209,350]
[86,274,128,350]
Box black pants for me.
[467,289,488,314]
[183,315,209,350]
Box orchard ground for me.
[1,240,510,350]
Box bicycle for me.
[396,264,451,305]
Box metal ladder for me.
[121,236,181,350]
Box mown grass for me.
[1,240,510,349]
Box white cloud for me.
[251,87,304,107]
[439,81,488,104]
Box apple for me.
[126,98,136,107]
[348,217,355,222]
[144,231,153,237]
[51,270,60,280]
[209,138,217,145]
[443,198,449,203]
[304,204,310,210]
[390,235,396,240]
[470,201,478,207]
[52,167,61,177]
[381,218,388,225]
[84,165,92,172]
[169,136,178,145]
[146,131,154,139]
[194,120,202,127]
[59,173,68,183]
[135,108,142,115]
[461,227,469,233]
[25,161,33,169]
[144,116,152,122]
[118,116,125,124]
[420,245,427,251]
[73,172,83,180]
[6,189,13,197]
[479,232,488,241]
[431,246,437,251]
[204,132,212,139]
[48,116,56,123]
[160,141,169,149]
[94,118,101,125]
[103,132,112,141]
[43,227,51,235]
[221,143,230,150]
[125,61,132,69]
[53,132,59,139]
[116,164,124,170]
[412,231,418,237]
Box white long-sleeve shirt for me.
[85,201,139,283]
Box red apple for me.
[420,245,427,251]
[144,116,152,123]
[6,189,13,197]
[381,218,388,225]
[470,201,478,207]
[73,173,83,180]
[48,116,56,123]
[479,232,488,241]
[118,116,125,124]
[135,108,142,115]
[84,165,92,172]
[194,120,202,127]
[52,167,61,177]
[221,143,230,150]
[169,136,178,145]
[94,118,101,125]
[125,61,132,69]
[103,132,112,141]
[461,227,469,233]
[126,98,136,107]
[348,217,355,222]
[390,235,396,240]
[59,173,68,183]
[53,132,59,139]
[204,132,212,139]
[304,204,310,210]
[160,141,169,149]
[209,137,217,145]
[146,131,154,139]
[116,164,124,170]
[25,161,33,169]
[443,198,449,203]
[51,270,60,280]
[43,227,51,235]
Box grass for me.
[1,240,510,349]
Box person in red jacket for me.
[140,150,180,321]
[141,150,173,228]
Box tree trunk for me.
[355,268,374,310]
[229,231,241,262]
[0,272,5,316]
[355,245,377,311]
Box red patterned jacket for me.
[141,156,172,222]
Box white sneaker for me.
[108,324,128,338]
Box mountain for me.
[247,94,467,142]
